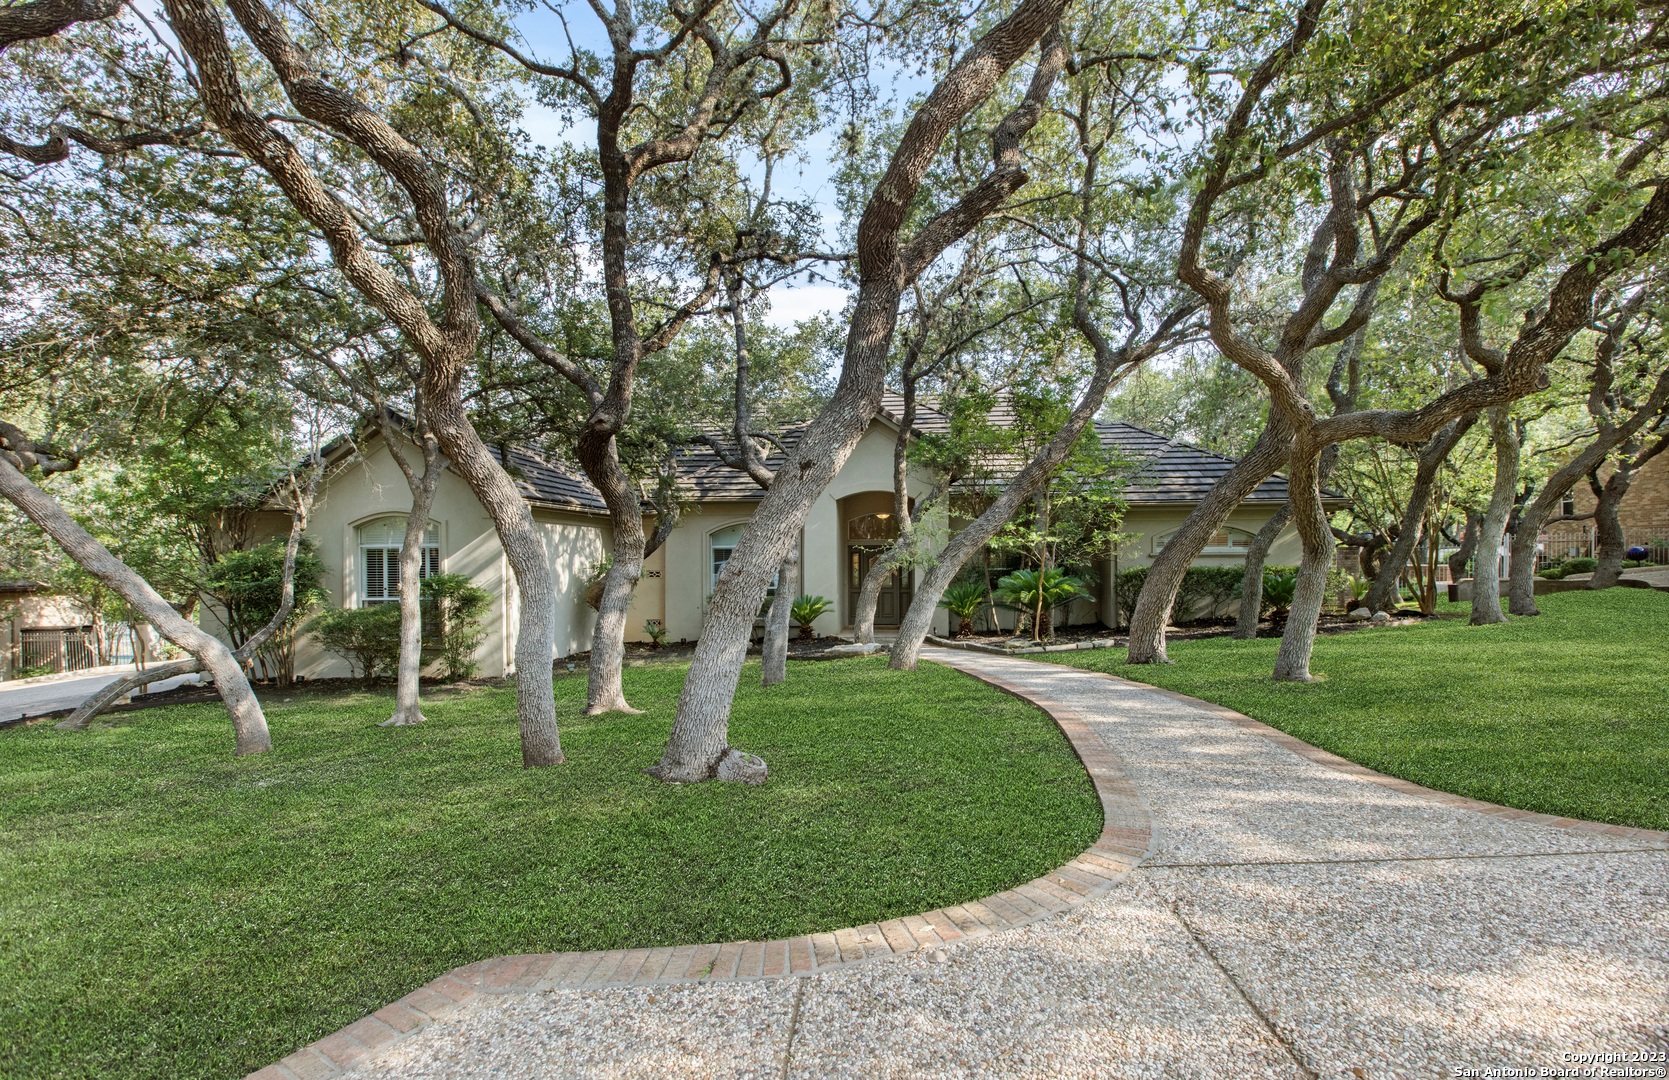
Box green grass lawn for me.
[1053,588,1669,831]
[0,658,1099,1080]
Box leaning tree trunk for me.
[761,546,799,686]
[384,476,436,726]
[851,543,901,644]
[426,395,565,764]
[1589,471,1631,588]
[0,459,271,754]
[649,6,1068,783]
[1470,407,1519,626]
[1272,438,1335,682]
[1233,502,1292,638]
[1128,419,1292,663]
[1366,415,1476,613]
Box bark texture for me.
[382,426,441,727]
[1470,407,1519,625]
[1233,502,1291,638]
[1365,412,1478,613]
[760,547,798,686]
[650,6,1071,782]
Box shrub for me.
[790,595,832,640]
[199,539,328,684]
[1540,556,1598,580]
[307,605,401,680]
[1113,565,1244,625]
[420,573,490,681]
[937,580,989,637]
[1261,567,1299,615]
[993,567,1091,641]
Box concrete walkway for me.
[304,650,1666,1080]
[0,666,198,723]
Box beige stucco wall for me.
[250,433,609,680]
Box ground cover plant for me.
[1055,590,1668,830]
[0,659,1099,1080]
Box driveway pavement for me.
[263,649,1668,1080]
[0,666,198,723]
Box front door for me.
[848,547,913,626]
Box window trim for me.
[1153,526,1256,556]
[356,518,441,607]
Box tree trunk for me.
[1366,414,1476,613]
[1589,470,1630,588]
[649,7,1068,782]
[1506,503,1543,616]
[425,395,564,764]
[851,546,894,644]
[1272,438,1334,681]
[1233,502,1291,638]
[1128,419,1292,663]
[761,545,798,686]
[383,473,436,727]
[1449,508,1482,582]
[1470,406,1518,626]
[58,658,203,730]
[0,459,271,754]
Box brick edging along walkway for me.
[248,656,1156,1080]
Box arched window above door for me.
[848,512,899,541]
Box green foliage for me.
[305,605,400,680]
[1261,567,1299,615]
[199,540,328,684]
[1346,574,1371,602]
[790,595,832,638]
[993,568,1091,641]
[1113,565,1244,625]
[937,579,990,637]
[1539,557,1598,580]
[644,621,668,648]
[419,574,490,681]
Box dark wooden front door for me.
[849,547,912,626]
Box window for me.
[848,512,900,541]
[709,524,778,597]
[1153,527,1255,555]
[1561,494,1576,518]
[358,518,440,605]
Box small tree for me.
[199,539,327,685]
[420,573,489,681]
[993,568,1091,643]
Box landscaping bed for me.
[1049,589,1668,830]
[0,659,1100,1080]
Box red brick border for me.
[1081,667,1669,845]
[246,658,1153,1079]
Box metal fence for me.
[16,627,100,676]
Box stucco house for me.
[246,397,1326,680]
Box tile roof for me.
[349,398,1341,515]
[877,392,1341,506]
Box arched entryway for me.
[838,492,913,628]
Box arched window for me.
[1153,526,1255,555]
[358,518,440,605]
[848,512,900,541]
[708,524,779,597]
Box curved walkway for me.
[256,650,1669,1080]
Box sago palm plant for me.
[993,567,1091,642]
[937,580,989,638]
[790,594,832,641]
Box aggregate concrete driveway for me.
[0,666,197,723]
[293,649,1668,1080]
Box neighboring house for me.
[1548,450,1669,558]
[0,580,98,680]
[239,397,1331,680]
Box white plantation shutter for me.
[357,518,441,605]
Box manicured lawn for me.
[1053,588,1669,831]
[0,659,1099,1080]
